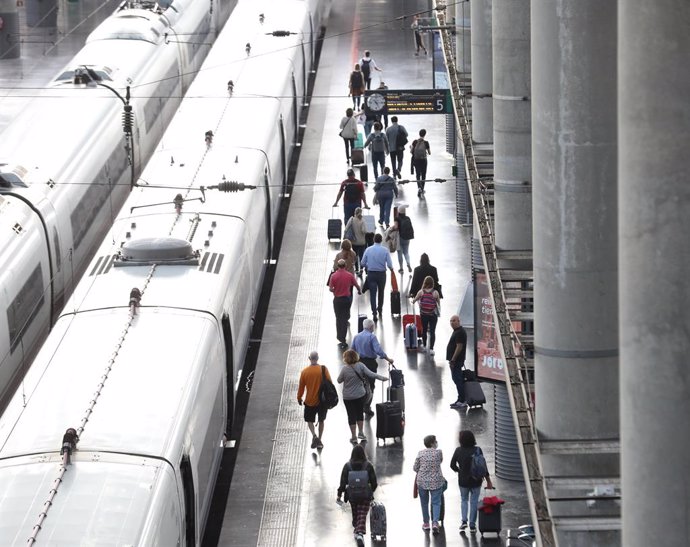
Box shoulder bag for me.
[354,367,373,406]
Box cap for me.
[347,168,355,176]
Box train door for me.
[262,167,273,258]
[221,314,234,433]
[291,75,299,144]
[278,117,287,192]
[300,39,307,103]
[180,455,196,547]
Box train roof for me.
[0,308,219,462]
[0,454,177,545]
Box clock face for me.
[367,93,386,112]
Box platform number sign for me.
[364,89,451,115]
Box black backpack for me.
[347,464,372,502]
[319,366,339,409]
[399,215,414,240]
[351,71,363,89]
[361,59,371,79]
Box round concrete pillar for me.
[0,0,20,59]
[470,0,492,143]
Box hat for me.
[347,168,355,176]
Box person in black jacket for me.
[337,444,378,546]
[409,253,442,298]
[450,430,494,534]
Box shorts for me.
[304,403,328,423]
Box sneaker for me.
[398,268,404,274]
[355,533,365,547]
[422,522,431,531]
[310,436,318,449]
[429,349,435,356]
[364,408,375,418]
[469,526,477,534]
[450,401,468,409]
[417,189,422,197]
[407,264,412,272]
[350,437,358,445]
[378,220,384,227]
[460,522,467,533]
[338,341,348,349]
[357,432,367,440]
[316,437,324,449]
[432,522,440,534]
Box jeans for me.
[460,485,482,526]
[415,158,428,190]
[451,363,465,402]
[378,196,393,225]
[419,486,444,524]
[333,295,352,343]
[397,238,411,270]
[371,151,386,179]
[343,202,358,225]
[420,313,438,349]
[366,270,386,314]
[343,137,355,161]
[364,120,374,137]
[389,150,404,177]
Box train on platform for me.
[0,0,224,406]
[0,0,328,544]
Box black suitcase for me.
[369,500,387,541]
[328,207,341,241]
[464,380,486,407]
[358,313,367,332]
[390,290,401,315]
[387,385,405,411]
[351,147,364,165]
[376,401,404,442]
[478,503,501,536]
[359,163,369,182]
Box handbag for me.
[413,475,419,498]
[354,368,373,406]
[343,220,355,242]
[326,270,334,286]
[434,297,441,317]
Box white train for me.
[0,0,328,544]
[0,0,223,406]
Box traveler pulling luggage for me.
[369,500,387,541]
[376,373,404,443]
[328,206,342,241]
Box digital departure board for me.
[364,89,451,115]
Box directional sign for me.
[364,89,451,115]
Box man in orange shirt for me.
[297,351,332,449]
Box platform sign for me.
[364,89,451,115]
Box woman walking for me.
[412,275,440,356]
[337,444,378,546]
[450,430,494,534]
[333,238,358,275]
[337,349,388,444]
[373,166,398,228]
[340,107,359,163]
[344,207,368,269]
[348,64,365,109]
[413,434,446,534]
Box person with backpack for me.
[334,168,369,225]
[337,444,379,546]
[340,107,359,163]
[348,63,365,108]
[360,50,383,90]
[373,166,398,228]
[414,435,447,534]
[386,116,409,179]
[395,206,414,273]
[412,275,441,356]
[450,430,494,534]
[364,121,389,179]
[297,351,334,450]
[410,129,431,197]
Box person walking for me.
[364,121,389,179]
[334,168,369,225]
[410,129,431,197]
[351,319,394,416]
[337,444,379,546]
[329,259,361,348]
[409,253,442,298]
[340,107,359,163]
[334,239,358,275]
[396,206,414,273]
[297,351,333,450]
[414,434,446,534]
[360,233,395,321]
[412,276,441,356]
[360,50,383,90]
[447,314,468,409]
[386,116,408,179]
[411,15,428,55]
[373,166,398,228]
[344,208,368,270]
[450,430,494,534]
[349,64,365,108]
[337,349,388,444]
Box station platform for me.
[213,1,532,546]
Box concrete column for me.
[492,0,531,251]
[470,0,492,143]
[532,0,618,441]
[0,0,20,59]
[619,2,690,546]
[455,0,471,76]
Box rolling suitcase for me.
[404,323,418,350]
[351,147,365,165]
[376,400,404,442]
[387,385,405,411]
[357,298,367,332]
[390,272,401,316]
[327,207,341,241]
[359,163,368,182]
[478,500,502,536]
[464,380,486,408]
[362,214,376,234]
[369,501,387,541]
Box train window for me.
[7,264,45,353]
[0,173,27,189]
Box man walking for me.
[329,259,361,348]
[361,233,395,321]
[410,129,431,197]
[364,121,389,179]
[297,351,332,449]
[352,319,394,416]
[447,315,468,409]
[386,116,408,179]
[334,168,369,224]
